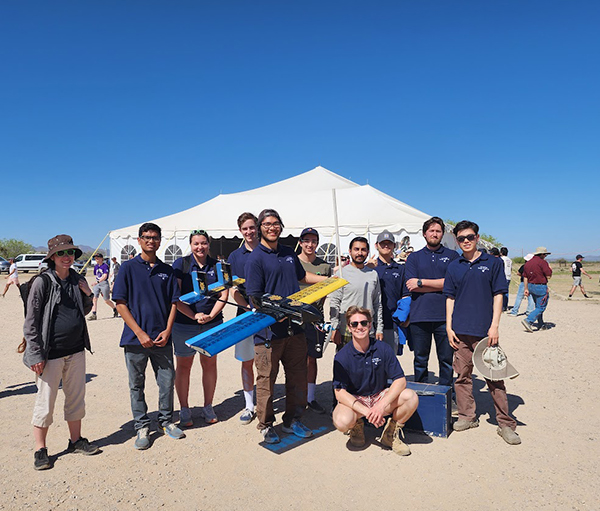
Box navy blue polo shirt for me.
[405,245,459,322]
[172,255,223,326]
[374,258,409,329]
[228,244,252,308]
[333,339,405,397]
[443,253,508,338]
[245,242,306,341]
[112,255,180,347]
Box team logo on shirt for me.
[285,256,294,264]
[372,357,382,366]
[156,272,169,280]
[477,266,489,273]
[392,272,400,278]
[439,257,450,263]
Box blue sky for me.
[1,1,599,258]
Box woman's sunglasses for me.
[191,229,209,237]
[56,249,76,257]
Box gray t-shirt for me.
[329,264,383,335]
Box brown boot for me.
[380,418,411,456]
[348,419,365,447]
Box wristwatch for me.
[417,279,423,288]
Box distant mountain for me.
[548,255,600,262]
[34,244,95,254]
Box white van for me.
[14,254,47,273]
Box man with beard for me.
[405,217,459,390]
[329,237,384,349]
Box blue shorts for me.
[172,321,222,358]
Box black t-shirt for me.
[48,278,85,360]
[518,264,525,282]
[571,261,583,277]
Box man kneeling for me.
[332,306,418,455]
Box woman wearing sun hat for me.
[22,234,99,470]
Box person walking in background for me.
[172,230,228,427]
[22,235,99,470]
[568,255,592,299]
[109,256,121,292]
[522,247,553,333]
[88,253,118,320]
[2,258,20,297]
[500,247,512,311]
[508,254,535,317]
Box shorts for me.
[355,388,389,409]
[235,336,255,362]
[382,329,399,355]
[172,321,221,358]
[8,276,19,285]
[573,276,582,286]
[93,281,111,300]
[305,323,325,359]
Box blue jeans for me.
[510,282,535,316]
[526,284,549,327]
[409,321,454,387]
[124,345,175,430]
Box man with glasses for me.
[88,253,118,320]
[245,209,327,444]
[332,306,418,455]
[297,227,331,414]
[405,217,458,391]
[444,220,520,445]
[113,222,186,450]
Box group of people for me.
[26,212,576,470]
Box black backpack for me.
[19,271,52,317]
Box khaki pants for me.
[32,351,86,428]
[254,334,308,430]
[453,334,516,430]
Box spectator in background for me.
[500,247,512,311]
[568,255,592,299]
[2,258,20,297]
[522,247,553,332]
[88,253,118,320]
[109,256,121,292]
[508,254,535,317]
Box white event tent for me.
[109,166,457,263]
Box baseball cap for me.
[300,228,319,241]
[376,230,395,244]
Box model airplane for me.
[180,261,347,357]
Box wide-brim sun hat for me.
[44,234,83,262]
[534,246,551,256]
[472,338,519,381]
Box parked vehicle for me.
[13,254,46,273]
[38,259,87,276]
[0,256,10,274]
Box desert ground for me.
[0,268,599,511]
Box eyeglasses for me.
[300,239,318,245]
[191,229,209,237]
[349,320,370,328]
[140,235,160,242]
[456,234,477,243]
[261,222,282,230]
[56,249,76,257]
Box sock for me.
[243,390,254,411]
[307,383,316,403]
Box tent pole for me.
[332,189,342,278]
[80,231,111,275]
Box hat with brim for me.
[534,246,551,256]
[472,338,519,381]
[44,234,83,262]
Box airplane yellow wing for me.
[288,276,348,304]
[209,277,246,295]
